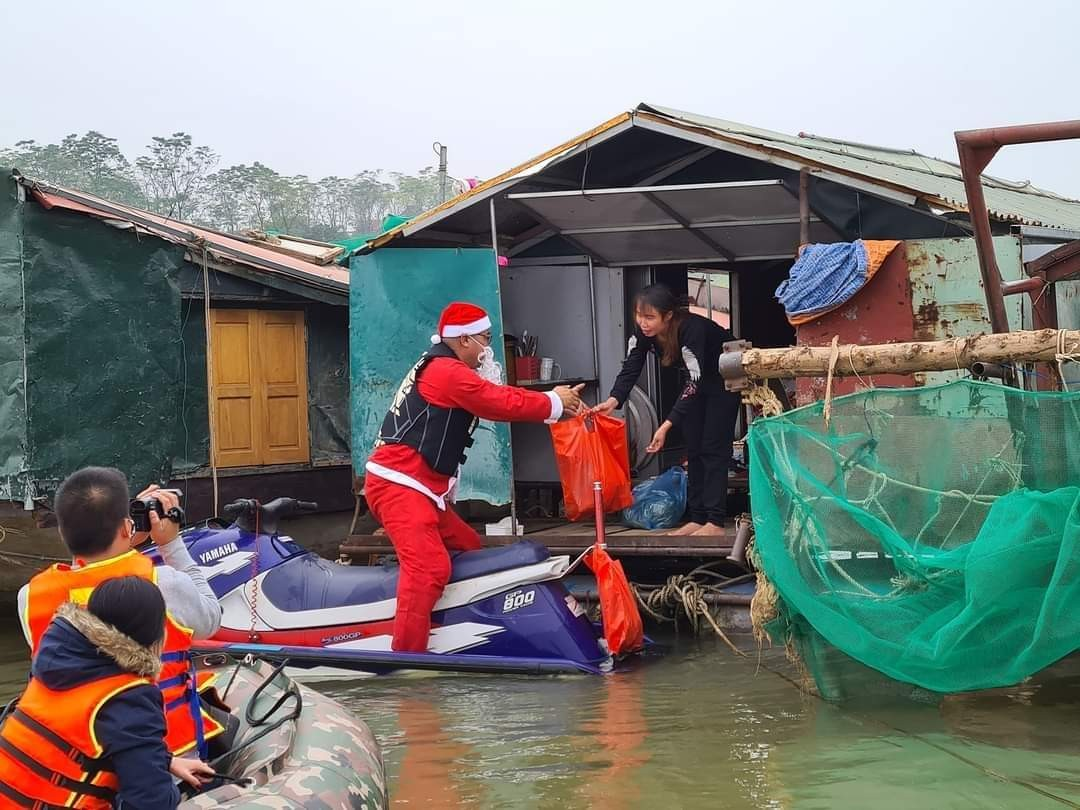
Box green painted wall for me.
[906,236,1025,388]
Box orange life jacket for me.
[24,550,223,757]
[0,671,148,809]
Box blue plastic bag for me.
[622,466,688,530]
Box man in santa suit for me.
[365,302,584,652]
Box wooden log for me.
[740,328,1080,379]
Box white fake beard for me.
[476,345,504,384]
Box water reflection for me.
[1,620,1079,809]
[393,695,481,808]
[576,674,649,810]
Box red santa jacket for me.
[366,355,561,509]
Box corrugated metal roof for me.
[637,103,1080,230]
[368,104,1080,251]
[366,112,633,249]
[20,177,349,294]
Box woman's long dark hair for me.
[634,284,688,366]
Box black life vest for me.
[376,343,479,476]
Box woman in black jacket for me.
[595,284,740,536]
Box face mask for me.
[476,344,504,384]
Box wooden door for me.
[210,309,310,468]
[210,310,261,468]
[258,310,310,466]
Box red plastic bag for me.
[584,543,644,656]
[549,413,633,521]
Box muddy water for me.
[1,622,1078,809]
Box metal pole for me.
[955,138,1011,335]
[587,256,600,384]
[955,119,1080,337]
[593,481,606,549]
[490,197,519,536]
[437,143,449,204]
[798,168,810,246]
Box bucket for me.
[515,356,541,382]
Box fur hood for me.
[55,602,162,679]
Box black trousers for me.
[679,376,740,525]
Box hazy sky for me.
[4,0,1079,197]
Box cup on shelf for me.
[539,358,561,382]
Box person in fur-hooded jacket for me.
[0,576,213,809]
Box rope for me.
[847,345,874,391]
[743,383,784,417]
[1056,328,1079,391]
[747,540,817,693]
[247,502,261,642]
[823,335,840,426]
[632,563,748,657]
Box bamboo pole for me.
[737,329,1080,380]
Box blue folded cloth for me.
[776,241,869,319]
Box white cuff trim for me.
[544,390,563,424]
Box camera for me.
[129,489,185,532]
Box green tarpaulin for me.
[19,202,188,491]
[0,172,27,497]
[349,247,511,505]
[332,214,412,265]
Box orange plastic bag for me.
[584,543,645,656]
[549,413,633,521]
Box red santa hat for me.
[431,301,492,345]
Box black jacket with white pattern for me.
[609,312,734,427]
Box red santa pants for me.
[364,475,483,652]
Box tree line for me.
[1,131,465,241]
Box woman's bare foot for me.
[690,522,726,537]
[669,522,703,536]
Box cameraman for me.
[18,475,221,643]
[16,466,225,763]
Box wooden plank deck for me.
[340,522,735,560]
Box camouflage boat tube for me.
[181,655,387,809]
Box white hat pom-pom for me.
[430,334,442,345]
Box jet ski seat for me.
[259,541,553,612]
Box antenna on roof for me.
[433,142,449,203]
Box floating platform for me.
[340,521,736,561]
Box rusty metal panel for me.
[795,245,914,405]
[793,236,1027,404]
[906,236,1024,386]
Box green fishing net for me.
[748,380,1080,697]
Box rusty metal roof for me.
[366,104,1080,251]
[20,177,349,295]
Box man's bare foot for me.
[669,522,703,536]
[690,522,725,537]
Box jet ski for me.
[143,497,614,676]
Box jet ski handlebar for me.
[222,497,319,534]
